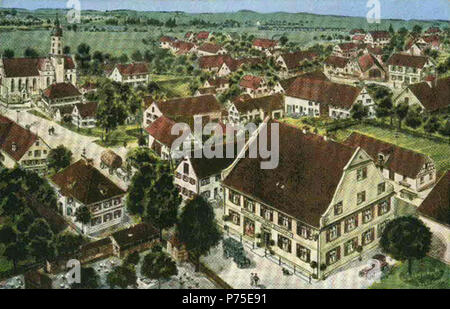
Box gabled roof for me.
[387,53,429,69]
[160,36,176,42]
[198,55,233,69]
[75,101,98,118]
[425,27,441,34]
[406,77,450,112]
[343,132,429,179]
[111,223,158,249]
[2,58,41,77]
[324,55,350,68]
[252,38,278,49]
[279,70,328,91]
[418,171,450,225]
[51,159,126,205]
[154,95,222,118]
[239,75,263,90]
[286,77,361,110]
[43,83,81,99]
[207,77,229,88]
[223,120,356,227]
[337,42,358,51]
[145,116,181,147]
[279,51,318,70]
[368,31,390,40]
[196,31,210,40]
[233,94,284,114]
[196,87,216,95]
[357,53,384,72]
[0,115,39,161]
[64,56,76,70]
[198,43,223,54]
[366,46,383,55]
[187,144,237,179]
[115,62,149,75]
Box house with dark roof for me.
[364,31,391,47]
[174,144,237,202]
[170,41,197,55]
[351,53,386,81]
[145,116,198,160]
[275,51,318,73]
[239,75,268,98]
[202,77,230,93]
[110,223,159,258]
[198,55,234,73]
[323,55,354,78]
[159,36,176,49]
[228,94,284,125]
[41,82,82,110]
[394,76,449,113]
[197,43,227,56]
[279,70,329,92]
[252,38,279,55]
[222,120,395,280]
[50,159,126,235]
[332,42,360,58]
[343,132,436,194]
[107,62,149,87]
[284,76,375,119]
[71,101,98,128]
[0,20,77,104]
[386,53,434,87]
[0,115,51,173]
[143,94,222,127]
[417,171,450,263]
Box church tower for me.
[50,16,65,83]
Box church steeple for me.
[51,15,63,37]
[50,15,63,56]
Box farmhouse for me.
[197,43,227,56]
[50,159,126,235]
[352,53,386,81]
[364,31,391,47]
[276,51,318,73]
[159,36,176,49]
[71,101,98,128]
[332,42,360,58]
[222,120,395,280]
[107,62,149,87]
[394,76,450,113]
[323,56,353,78]
[284,76,375,119]
[228,94,284,125]
[252,38,279,53]
[343,132,436,194]
[418,171,450,264]
[0,115,50,174]
[41,82,82,110]
[239,75,268,98]
[386,53,434,87]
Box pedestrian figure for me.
[250,273,255,287]
[254,273,260,287]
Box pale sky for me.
[1,0,449,21]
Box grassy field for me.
[371,257,450,289]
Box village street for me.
[1,106,130,190]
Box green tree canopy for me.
[107,264,137,289]
[141,249,177,288]
[48,145,73,172]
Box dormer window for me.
[378,153,385,162]
[334,202,343,216]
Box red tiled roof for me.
[337,42,358,51]
[198,55,233,69]
[43,83,81,99]
[233,94,284,114]
[196,31,210,40]
[280,70,329,91]
[368,31,390,40]
[64,56,76,70]
[324,55,350,68]
[145,116,184,147]
[198,43,223,54]
[75,101,97,118]
[387,53,429,69]
[418,171,449,225]
[0,115,39,161]
[207,77,228,88]
[343,132,429,179]
[2,58,41,77]
[223,120,356,227]
[352,34,366,41]
[239,75,263,90]
[425,27,441,34]
[286,77,361,110]
[115,62,149,76]
[279,51,318,70]
[51,159,126,205]
[160,36,176,42]
[407,77,450,112]
[155,95,222,118]
[357,53,384,72]
[252,38,278,49]
[366,46,383,55]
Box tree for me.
[438,119,450,136]
[177,196,222,271]
[4,240,27,272]
[131,50,143,62]
[405,106,422,129]
[75,43,91,71]
[29,237,55,263]
[97,83,128,139]
[107,264,137,289]
[55,233,83,257]
[48,145,73,172]
[376,97,394,126]
[123,251,140,266]
[71,267,100,289]
[27,218,53,240]
[0,225,17,245]
[63,46,71,54]
[394,102,409,130]
[424,116,440,134]
[141,249,177,288]
[16,208,36,233]
[3,49,14,58]
[380,216,432,275]
[350,103,368,121]
[24,47,39,57]
[0,194,25,218]
[126,147,158,170]
[145,171,182,241]
[279,36,288,46]
[75,206,91,225]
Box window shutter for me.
[336,246,341,260]
[307,250,311,263]
[355,214,359,227]
[337,223,341,237]
[326,229,330,242]
[288,219,292,231]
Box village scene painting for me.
[0,0,448,291]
